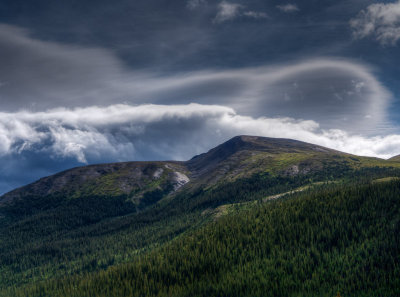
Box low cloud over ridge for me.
[2,103,400,162]
[1,103,400,194]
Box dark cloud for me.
[0,0,373,70]
[0,25,391,133]
[0,25,127,110]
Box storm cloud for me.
[2,103,399,161]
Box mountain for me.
[1,135,332,201]
[388,154,400,162]
[186,135,337,175]
[185,135,344,184]
[1,135,400,297]
[1,135,394,205]
[0,161,189,208]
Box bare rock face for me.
[172,171,190,191]
[153,168,164,179]
[283,164,312,176]
[285,165,300,176]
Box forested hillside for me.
[1,136,400,296]
[7,180,400,297]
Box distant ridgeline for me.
[0,136,399,296]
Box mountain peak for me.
[186,135,335,176]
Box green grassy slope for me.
[8,179,400,297]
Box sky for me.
[1,0,400,194]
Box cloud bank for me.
[350,0,400,46]
[1,102,399,195]
[1,103,400,164]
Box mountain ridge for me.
[1,135,398,207]
[388,154,400,162]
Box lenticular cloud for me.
[0,25,391,135]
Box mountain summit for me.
[187,135,337,174]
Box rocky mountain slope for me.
[0,161,189,206]
[388,154,400,162]
[2,135,398,206]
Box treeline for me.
[7,180,400,297]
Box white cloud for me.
[0,104,237,162]
[243,11,268,19]
[214,1,267,23]
[276,4,299,13]
[350,0,400,46]
[1,103,400,165]
[214,1,243,23]
[187,0,206,10]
